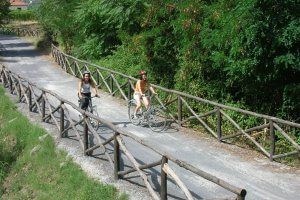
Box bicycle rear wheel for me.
[128,100,140,125]
[148,107,167,132]
[90,106,100,131]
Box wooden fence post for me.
[217,108,222,142]
[18,81,21,102]
[161,156,168,200]
[128,79,132,100]
[111,75,114,96]
[237,189,247,200]
[178,96,182,125]
[3,71,7,87]
[28,88,32,112]
[42,91,46,121]
[60,101,64,138]
[269,120,275,161]
[96,71,100,86]
[9,76,13,93]
[114,133,120,180]
[83,114,89,156]
[74,64,78,77]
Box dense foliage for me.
[36,0,300,122]
[0,0,10,26]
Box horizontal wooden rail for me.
[180,109,217,125]
[220,123,270,141]
[118,160,161,177]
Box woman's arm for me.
[78,81,82,98]
[149,84,157,95]
[91,82,99,96]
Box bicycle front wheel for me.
[128,100,140,125]
[148,107,167,132]
[90,106,100,131]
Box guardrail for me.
[51,44,300,162]
[0,27,42,37]
[0,65,247,200]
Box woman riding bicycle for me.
[78,71,99,110]
[134,70,157,118]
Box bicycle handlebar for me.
[78,95,99,100]
[86,95,99,100]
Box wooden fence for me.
[51,44,300,162]
[0,65,247,199]
[0,27,41,37]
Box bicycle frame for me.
[128,98,167,132]
[78,96,100,130]
[78,96,97,112]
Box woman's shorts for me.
[79,92,91,110]
[134,92,142,100]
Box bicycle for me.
[128,97,167,132]
[78,96,100,131]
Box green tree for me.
[0,0,10,26]
[72,0,145,58]
[35,0,82,51]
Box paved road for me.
[1,34,300,200]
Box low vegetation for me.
[0,86,127,199]
[9,10,35,21]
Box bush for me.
[9,10,35,21]
[0,0,10,25]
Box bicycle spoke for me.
[128,100,141,125]
[148,107,167,132]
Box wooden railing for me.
[0,65,247,199]
[51,44,300,162]
[0,27,42,37]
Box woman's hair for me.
[139,70,147,80]
[80,75,96,87]
[139,74,148,81]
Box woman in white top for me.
[78,71,99,110]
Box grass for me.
[4,20,39,29]
[0,86,127,200]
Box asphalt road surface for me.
[1,34,299,200]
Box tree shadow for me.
[1,49,48,57]
[0,57,18,63]
[3,42,31,48]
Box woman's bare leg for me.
[143,96,150,110]
[134,95,142,114]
